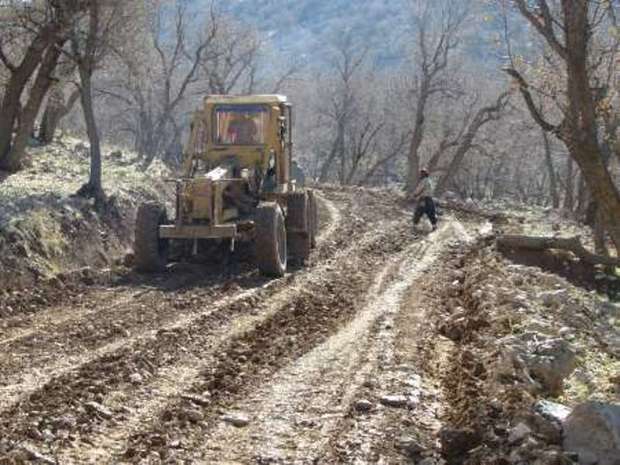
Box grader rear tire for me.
[134,202,169,272]
[307,190,319,248]
[286,192,311,263]
[255,203,287,277]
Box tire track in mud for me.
[0,190,340,414]
[117,219,414,465]
[190,225,451,465]
[320,221,479,465]
[0,268,262,411]
[0,190,377,462]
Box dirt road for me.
[0,188,484,464]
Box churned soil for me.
[1,183,614,465]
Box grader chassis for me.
[134,95,318,277]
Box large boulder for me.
[562,401,620,465]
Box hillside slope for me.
[0,138,170,300]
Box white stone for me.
[380,395,408,408]
[222,412,250,427]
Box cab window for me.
[215,104,268,145]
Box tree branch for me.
[502,67,559,134]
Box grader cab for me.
[133,95,318,277]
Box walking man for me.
[412,168,438,232]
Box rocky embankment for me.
[431,234,619,465]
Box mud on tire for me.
[255,202,287,277]
[134,202,169,272]
[286,192,311,263]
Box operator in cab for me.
[227,113,258,144]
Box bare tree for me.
[197,19,261,95]
[318,33,368,183]
[0,1,84,171]
[100,0,220,168]
[505,0,620,254]
[435,91,510,195]
[63,0,139,204]
[405,0,469,193]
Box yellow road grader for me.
[133,95,318,276]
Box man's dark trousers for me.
[413,196,437,227]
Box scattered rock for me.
[439,308,468,341]
[26,427,44,441]
[183,409,203,423]
[525,410,563,445]
[19,445,56,465]
[84,401,113,419]
[527,338,576,396]
[439,427,481,462]
[396,435,425,457]
[354,399,373,412]
[51,414,77,430]
[181,394,211,407]
[380,395,408,408]
[534,400,571,424]
[508,422,532,444]
[508,436,542,463]
[129,372,143,384]
[563,401,620,465]
[222,412,249,427]
[538,289,568,308]
[532,448,576,465]
[418,457,444,465]
[560,303,592,330]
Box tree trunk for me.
[593,205,609,257]
[407,87,429,194]
[497,234,620,267]
[39,96,64,145]
[563,156,574,210]
[0,79,24,164]
[77,67,104,202]
[576,174,588,217]
[542,131,559,208]
[562,2,620,254]
[0,24,61,163]
[1,43,64,171]
[39,86,79,144]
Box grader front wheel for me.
[255,203,287,277]
[134,202,169,272]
